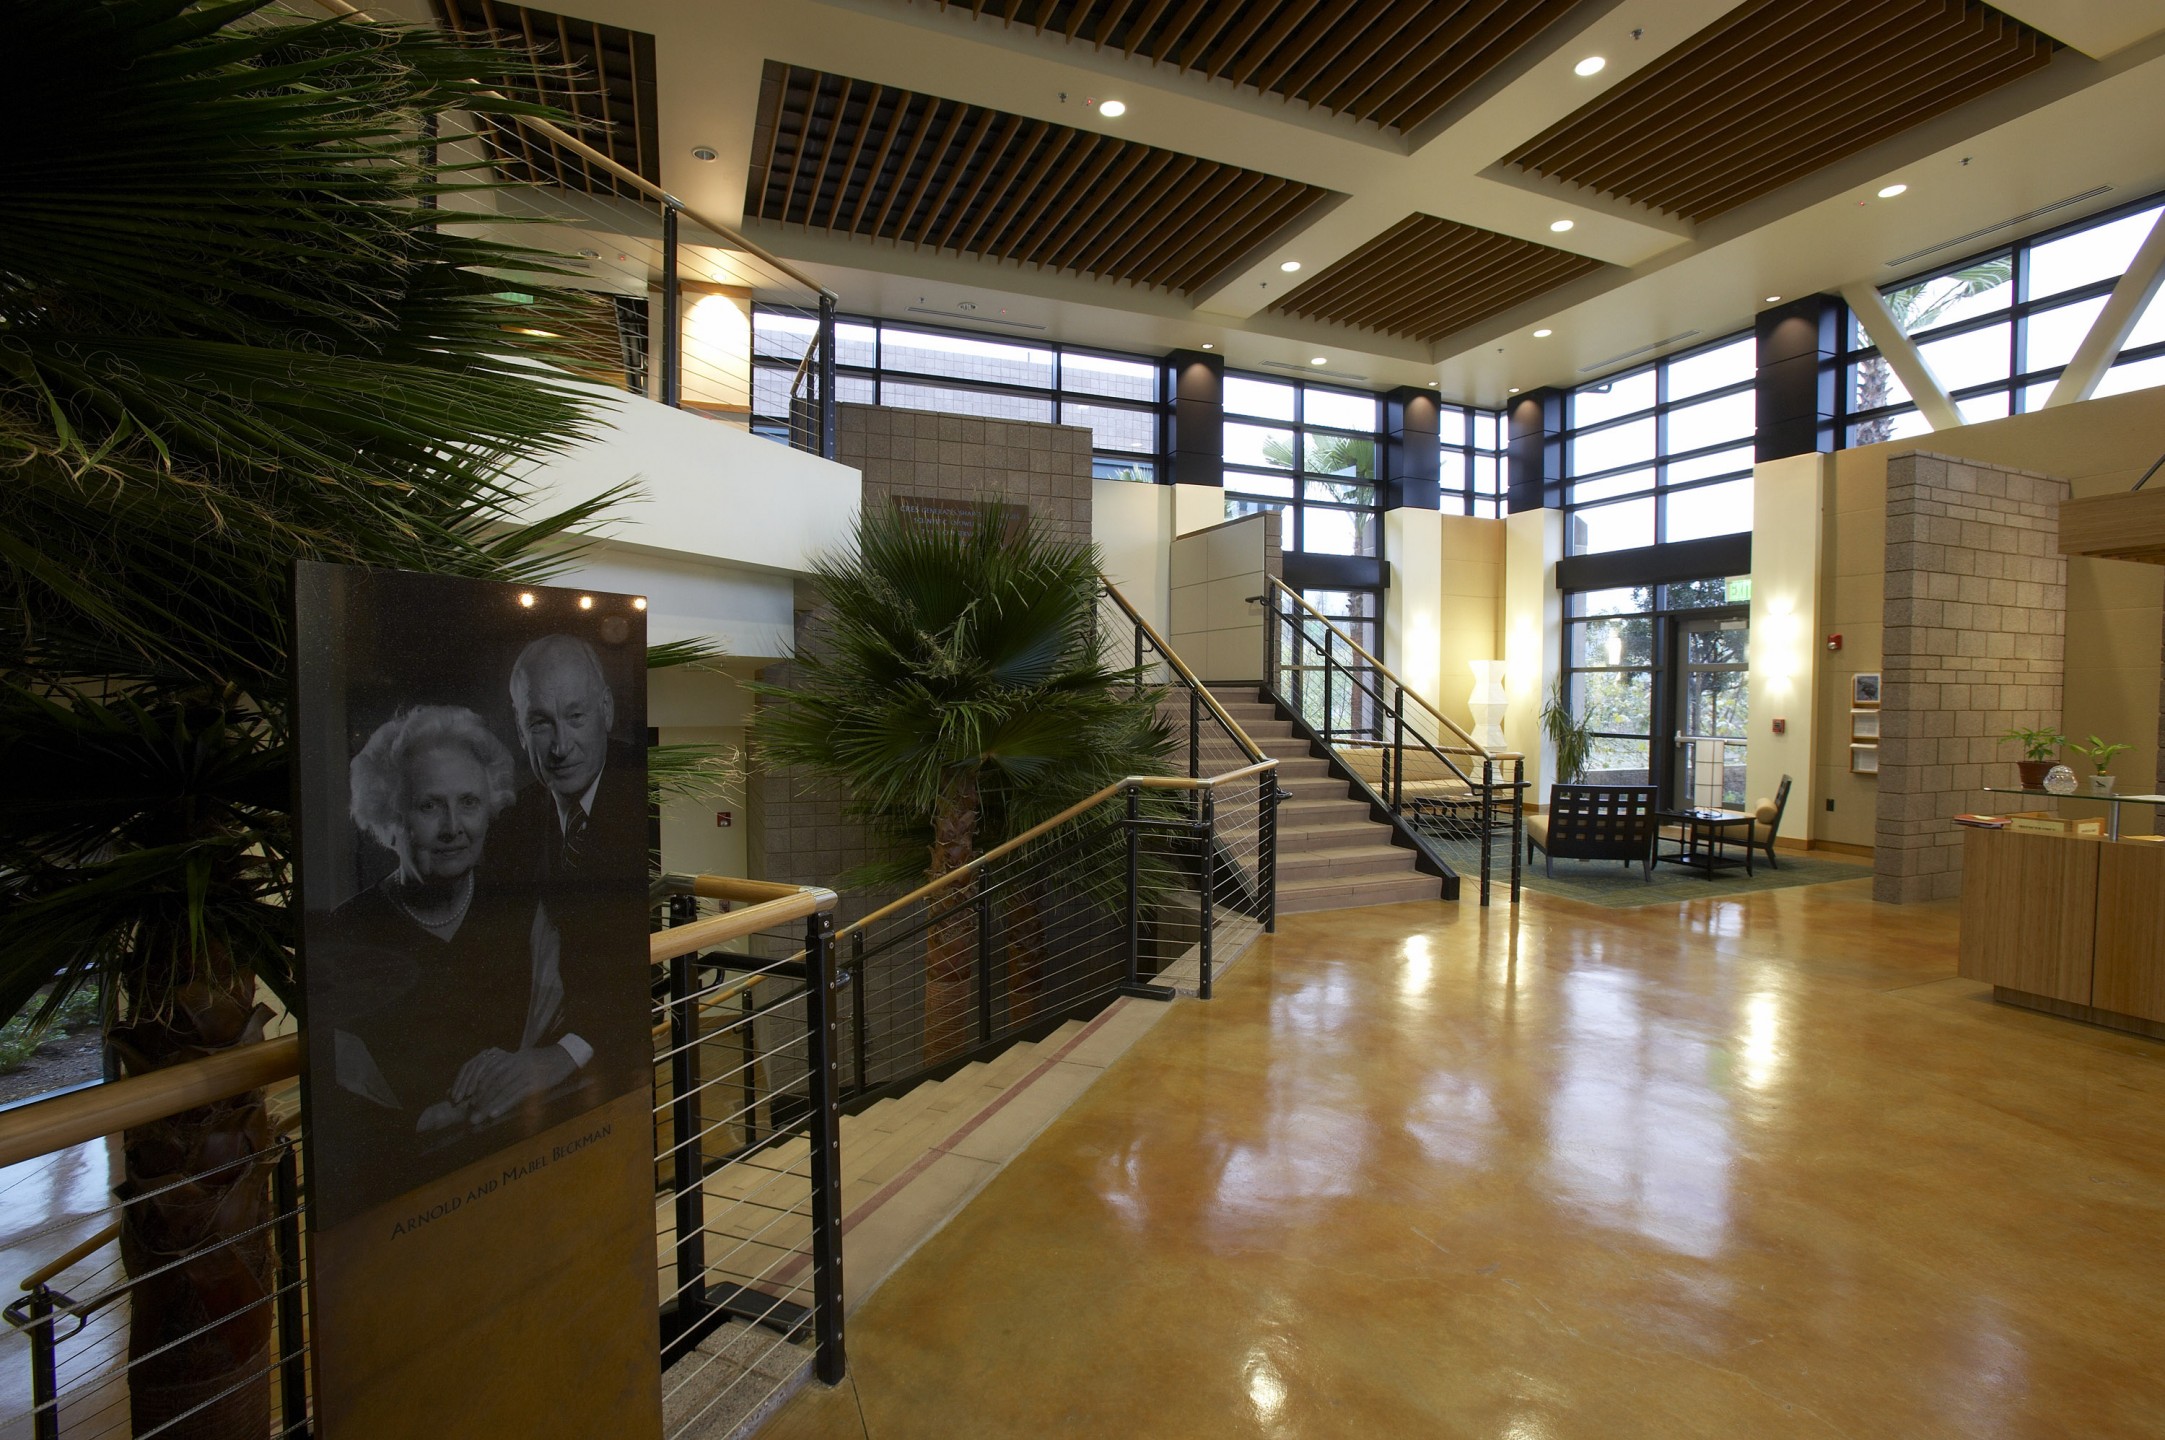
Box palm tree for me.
[1852,257,2015,442]
[751,501,1171,1060]
[0,3,644,1432]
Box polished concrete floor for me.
[763,872,2165,1439]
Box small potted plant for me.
[2073,735,2132,795]
[2001,727,2067,789]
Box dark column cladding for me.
[1383,387,1442,511]
[1754,294,1840,461]
[1506,388,1564,513]
[1165,348,1224,488]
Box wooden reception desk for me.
[1958,827,2165,1038]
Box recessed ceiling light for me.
[1533,328,1553,338]
[1550,219,1575,233]
[633,597,648,611]
[1765,295,1783,303]
[1098,99,1127,118]
[1878,183,1908,198]
[1310,356,1328,366]
[1509,387,1521,394]
[691,146,718,161]
[1201,342,1214,349]
[1574,55,1606,76]
[577,595,595,611]
[1280,260,1303,273]
[518,592,536,608]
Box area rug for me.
[1506,850,1870,908]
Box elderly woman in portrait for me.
[318,705,594,1197]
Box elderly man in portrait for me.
[486,633,651,1106]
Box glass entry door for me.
[1672,617,1748,810]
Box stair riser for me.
[1278,877,1441,913]
[1277,849,1420,881]
[1276,824,1393,852]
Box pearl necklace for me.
[393,870,475,937]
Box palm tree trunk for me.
[923,767,980,1065]
[112,956,275,1440]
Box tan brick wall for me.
[1873,452,2068,904]
[752,404,1098,912]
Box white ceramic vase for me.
[1467,660,1509,751]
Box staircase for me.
[1210,686,1445,913]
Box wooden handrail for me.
[0,1035,301,1173]
[1265,577,1524,764]
[652,885,838,966]
[310,0,837,302]
[1100,577,1267,764]
[842,759,1277,937]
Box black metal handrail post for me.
[1133,617,1146,697]
[273,1138,308,1434]
[975,887,995,1046]
[1480,756,1495,908]
[1259,767,1278,933]
[23,1288,57,1440]
[1123,785,1141,987]
[816,293,838,460]
[739,985,759,1148]
[1187,689,1201,781]
[1516,759,1527,899]
[850,929,868,1098]
[659,204,681,409]
[802,909,847,1386]
[1198,787,1216,1000]
[1391,684,1406,813]
[668,944,707,1330]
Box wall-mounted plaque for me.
[292,563,661,1439]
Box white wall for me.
[1747,454,1829,841]
[651,663,757,881]
[1503,507,1564,798]
[1093,478,1173,634]
[1384,509,1445,707]
[1169,514,1276,683]
[512,383,860,580]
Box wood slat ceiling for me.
[1509,0,2058,221]
[898,0,1582,134]
[1268,213,1606,341]
[431,0,660,198]
[745,62,1340,294]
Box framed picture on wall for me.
[1851,709,1881,740]
[1851,744,1880,775]
[1853,672,1881,707]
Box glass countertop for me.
[1980,787,2165,805]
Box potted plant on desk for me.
[2001,727,2067,789]
[2073,735,2132,795]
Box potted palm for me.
[2072,735,2133,795]
[751,501,1172,1063]
[2001,727,2068,789]
[1539,677,1594,785]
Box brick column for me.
[1874,452,2069,903]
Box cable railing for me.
[0,877,839,1440]
[1258,577,1525,907]
[830,756,1277,1113]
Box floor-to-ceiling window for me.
[1221,374,1385,558]
[1563,577,1751,803]
[1560,332,1757,556]
[1838,192,2165,443]
[1441,404,1507,518]
[749,310,1165,480]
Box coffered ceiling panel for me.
[1269,214,1607,342]
[431,0,660,198]
[1508,0,2058,222]
[745,62,1340,294]
[897,0,1582,133]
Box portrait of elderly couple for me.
[295,567,650,1229]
